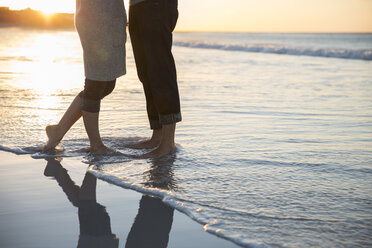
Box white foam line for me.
[173,41,372,61]
[88,167,265,248]
[0,145,30,155]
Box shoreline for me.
[1,25,372,35]
[0,151,239,248]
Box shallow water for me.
[1,28,372,247]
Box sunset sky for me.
[0,0,371,32]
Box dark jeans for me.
[126,195,174,248]
[78,78,116,113]
[129,0,181,130]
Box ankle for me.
[46,124,62,138]
[151,128,163,141]
[160,124,176,143]
[159,137,175,149]
[90,142,105,151]
[53,124,68,138]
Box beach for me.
[0,28,372,247]
[0,151,238,248]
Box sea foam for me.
[88,166,261,248]
[173,41,372,61]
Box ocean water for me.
[0,28,372,247]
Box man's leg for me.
[137,0,181,158]
[126,195,174,248]
[140,123,176,158]
[127,128,163,149]
[127,80,163,149]
[127,2,163,149]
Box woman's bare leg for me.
[43,95,82,151]
[82,110,112,154]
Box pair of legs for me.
[43,79,116,154]
[44,159,118,245]
[129,0,181,158]
[45,159,173,247]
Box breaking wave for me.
[173,41,372,61]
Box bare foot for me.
[43,125,63,152]
[74,147,93,153]
[126,129,162,149]
[137,143,176,159]
[90,145,117,155]
[126,138,161,149]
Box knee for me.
[81,79,116,113]
[101,80,116,98]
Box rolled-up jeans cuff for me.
[159,112,182,125]
[149,119,162,130]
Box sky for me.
[0,0,371,32]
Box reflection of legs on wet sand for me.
[43,159,119,248]
[77,174,118,248]
[126,152,176,247]
[126,195,174,248]
[44,154,176,248]
[44,158,80,206]
[79,171,97,201]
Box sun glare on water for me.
[9,32,83,95]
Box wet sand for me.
[0,151,239,248]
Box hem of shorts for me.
[81,98,101,113]
[85,70,126,82]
